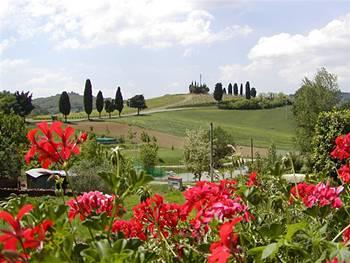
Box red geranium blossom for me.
[133,194,184,238]
[0,204,53,262]
[246,171,258,187]
[331,133,350,160]
[338,164,350,184]
[112,219,147,241]
[208,217,242,263]
[25,121,87,168]
[67,191,121,221]
[182,180,251,231]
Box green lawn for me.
[123,147,184,165]
[114,106,296,150]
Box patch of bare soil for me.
[73,121,185,149]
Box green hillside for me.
[113,106,296,149]
[33,92,96,114]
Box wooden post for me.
[210,123,214,182]
[251,138,254,163]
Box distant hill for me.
[341,92,350,101]
[32,92,96,115]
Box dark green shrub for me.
[312,109,350,177]
[0,113,27,179]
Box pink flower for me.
[67,191,122,221]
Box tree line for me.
[213,81,257,103]
[59,79,147,122]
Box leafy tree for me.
[0,113,27,183]
[184,128,209,181]
[213,83,223,103]
[250,87,257,98]
[115,87,124,117]
[240,84,243,96]
[293,68,340,152]
[105,99,115,119]
[59,91,71,123]
[127,95,147,115]
[84,79,93,120]
[212,126,235,168]
[245,81,251,99]
[140,141,159,171]
[189,82,210,94]
[96,91,104,118]
[233,83,238,96]
[228,83,233,95]
[12,91,34,121]
[0,91,16,114]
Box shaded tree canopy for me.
[59,91,71,122]
[115,87,124,117]
[245,81,251,100]
[127,95,147,115]
[228,83,233,95]
[96,90,104,117]
[84,79,93,119]
[12,91,35,119]
[233,83,238,96]
[213,83,223,102]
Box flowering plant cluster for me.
[4,123,350,262]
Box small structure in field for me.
[25,168,67,189]
[168,176,183,190]
[96,137,117,144]
[282,173,306,183]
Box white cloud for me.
[0,58,81,98]
[1,0,251,49]
[220,13,350,93]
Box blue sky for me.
[1,0,350,99]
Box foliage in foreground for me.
[3,121,350,262]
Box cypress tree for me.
[228,83,233,95]
[233,83,238,96]
[250,87,257,98]
[96,90,104,118]
[213,83,223,103]
[84,79,93,120]
[245,81,251,99]
[59,91,71,123]
[105,99,115,119]
[115,86,124,117]
[240,83,243,96]
[223,88,227,95]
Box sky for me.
[1,0,350,99]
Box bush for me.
[0,113,27,179]
[70,159,112,193]
[218,95,291,110]
[140,142,159,170]
[312,109,350,177]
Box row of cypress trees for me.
[213,81,257,102]
[59,79,124,122]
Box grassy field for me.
[123,147,184,165]
[113,106,296,149]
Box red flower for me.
[112,219,147,241]
[67,191,120,221]
[331,134,350,161]
[0,204,53,261]
[246,171,258,187]
[338,164,350,184]
[133,194,183,238]
[25,121,87,168]
[208,217,242,263]
[343,226,350,243]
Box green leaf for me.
[262,243,280,260]
[285,221,307,241]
